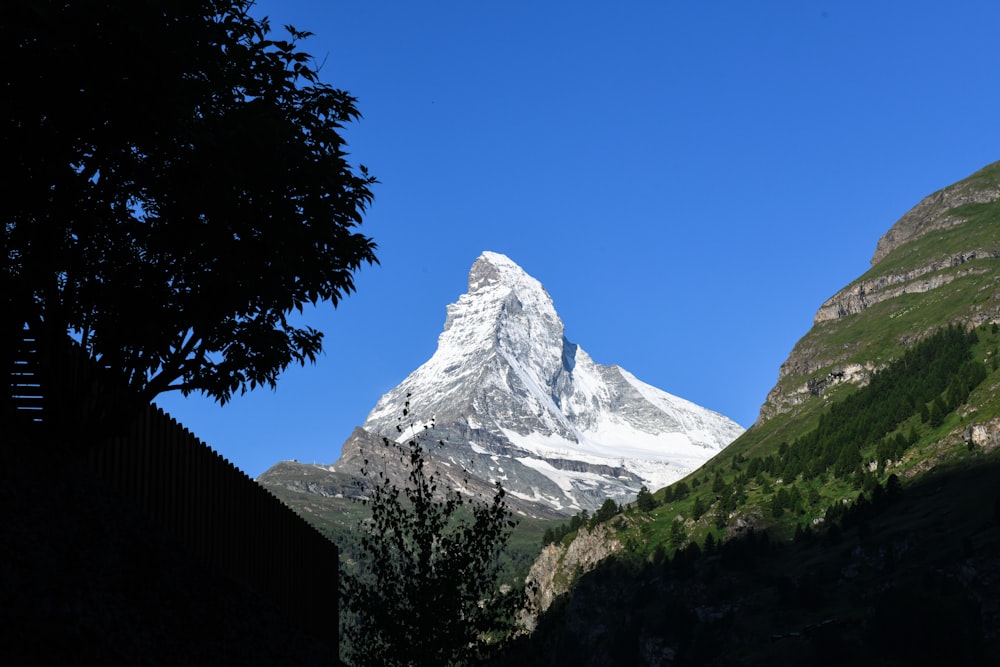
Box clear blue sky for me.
[157,1,1000,479]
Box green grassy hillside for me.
[594,323,1000,551]
[532,321,1000,560]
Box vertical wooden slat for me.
[78,383,335,652]
[22,330,340,661]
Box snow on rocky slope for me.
[344,251,743,513]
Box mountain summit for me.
[338,251,743,513]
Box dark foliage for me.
[865,586,984,666]
[541,509,591,547]
[341,404,523,666]
[590,497,621,528]
[636,484,659,512]
[4,1,377,430]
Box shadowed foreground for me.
[0,434,339,665]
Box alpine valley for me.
[258,251,744,523]
[261,162,1000,666]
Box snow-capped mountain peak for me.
[359,251,743,513]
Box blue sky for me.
[157,1,1000,478]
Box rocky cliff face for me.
[522,523,623,631]
[813,250,1000,324]
[870,165,1000,265]
[758,161,1000,424]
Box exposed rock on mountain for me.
[759,161,1000,423]
[262,252,743,514]
[813,250,1000,324]
[871,165,1000,265]
[522,524,623,630]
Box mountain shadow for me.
[495,457,1000,666]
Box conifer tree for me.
[692,495,706,520]
[636,485,659,512]
[929,396,948,428]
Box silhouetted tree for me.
[871,480,887,510]
[885,473,903,501]
[793,523,815,546]
[342,405,522,666]
[822,522,842,548]
[4,1,377,435]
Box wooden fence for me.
[86,402,339,646]
[5,326,338,651]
